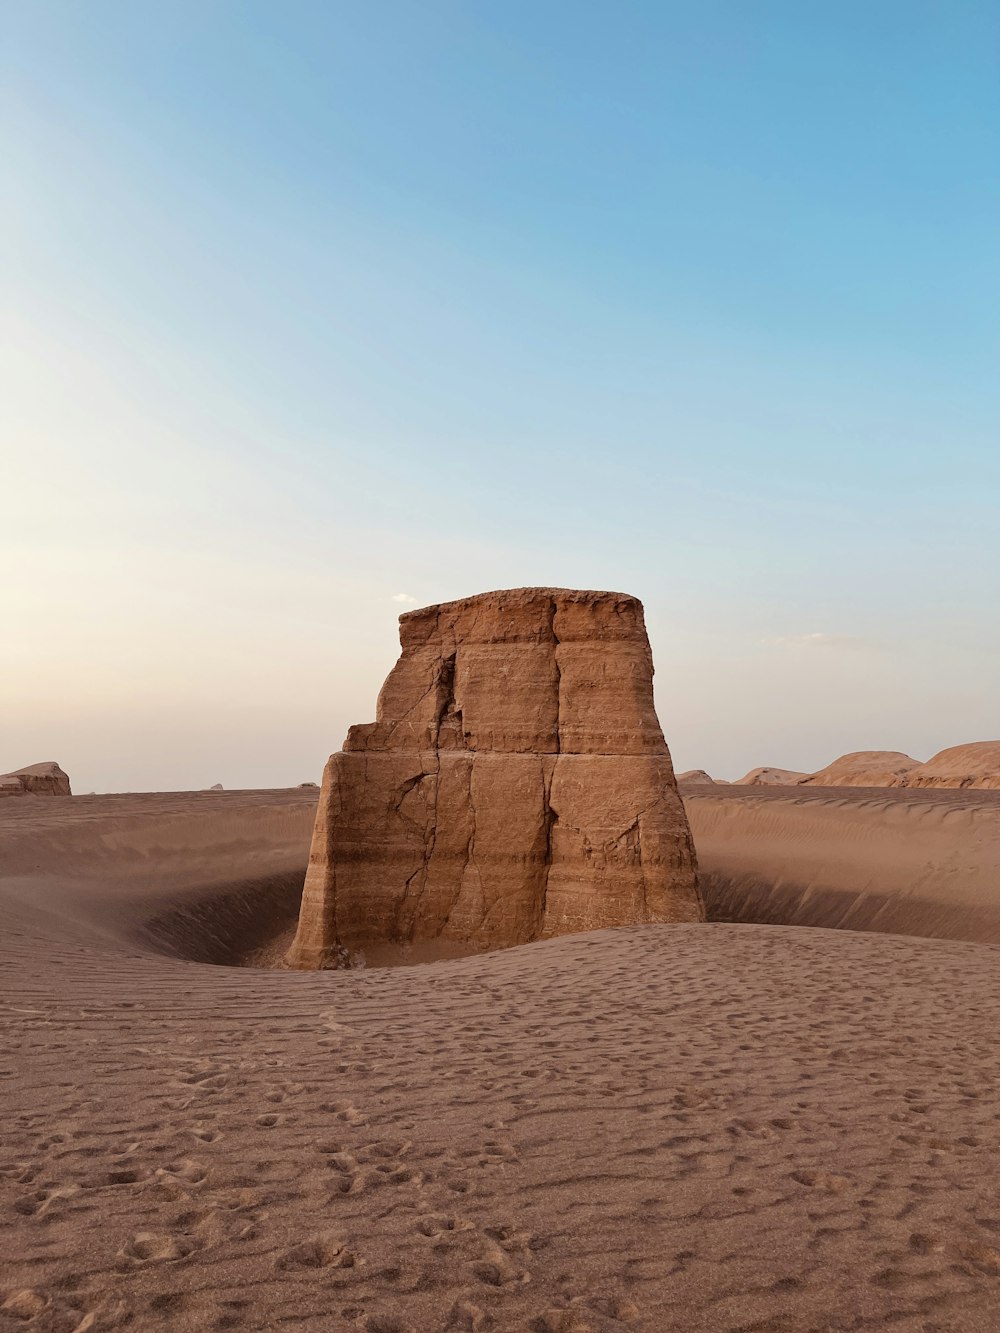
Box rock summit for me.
[0,762,71,798]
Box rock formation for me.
[286,588,702,968]
[677,769,718,785]
[734,766,811,786]
[0,762,71,798]
[802,751,920,787]
[900,742,1000,790]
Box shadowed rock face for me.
[0,762,71,798]
[286,588,702,968]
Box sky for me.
[3,0,998,792]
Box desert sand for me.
[685,784,1000,944]
[4,787,1000,1331]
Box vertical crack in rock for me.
[392,761,439,940]
[434,652,466,751]
[538,758,557,933]
[549,598,562,756]
[285,588,703,968]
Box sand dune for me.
[3,788,1000,1329]
[685,784,1000,944]
[717,741,1000,793]
[801,750,921,787]
[902,741,1000,790]
[0,789,317,965]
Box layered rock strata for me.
[0,763,71,798]
[287,588,702,968]
[802,751,920,787]
[734,766,811,787]
[901,742,1000,791]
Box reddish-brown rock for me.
[0,762,71,798]
[802,751,920,787]
[899,742,1000,790]
[734,766,811,787]
[286,588,702,968]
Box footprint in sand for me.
[13,1184,81,1217]
[119,1231,198,1264]
[964,1243,1000,1276]
[415,1213,466,1237]
[791,1168,852,1191]
[106,1166,148,1186]
[276,1233,356,1271]
[332,1101,368,1126]
[470,1240,531,1288]
[1,1289,49,1321]
[446,1300,490,1332]
[156,1158,208,1187]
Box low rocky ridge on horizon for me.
[287,587,702,969]
[734,765,812,786]
[675,768,720,785]
[681,740,1000,790]
[0,761,71,798]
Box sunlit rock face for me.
[899,742,1000,791]
[286,588,702,968]
[0,763,71,798]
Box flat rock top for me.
[399,587,640,622]
[397,587,649,648]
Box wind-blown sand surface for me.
[3,791,1000,1331]
[684,785,1000,944]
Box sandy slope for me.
[684,785,1000,944]
[3,791,1000,1331]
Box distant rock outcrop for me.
[900,742,1000,791]
[0,762,71,798]
[677,769,718,785]
[286,587,703,969]
[734,766,811,786]
[802,751,921,787]
[209,784,224,791]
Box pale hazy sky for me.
[4,2,998,792]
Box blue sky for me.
[4,1,998,790]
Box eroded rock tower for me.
[286,587,702,968]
